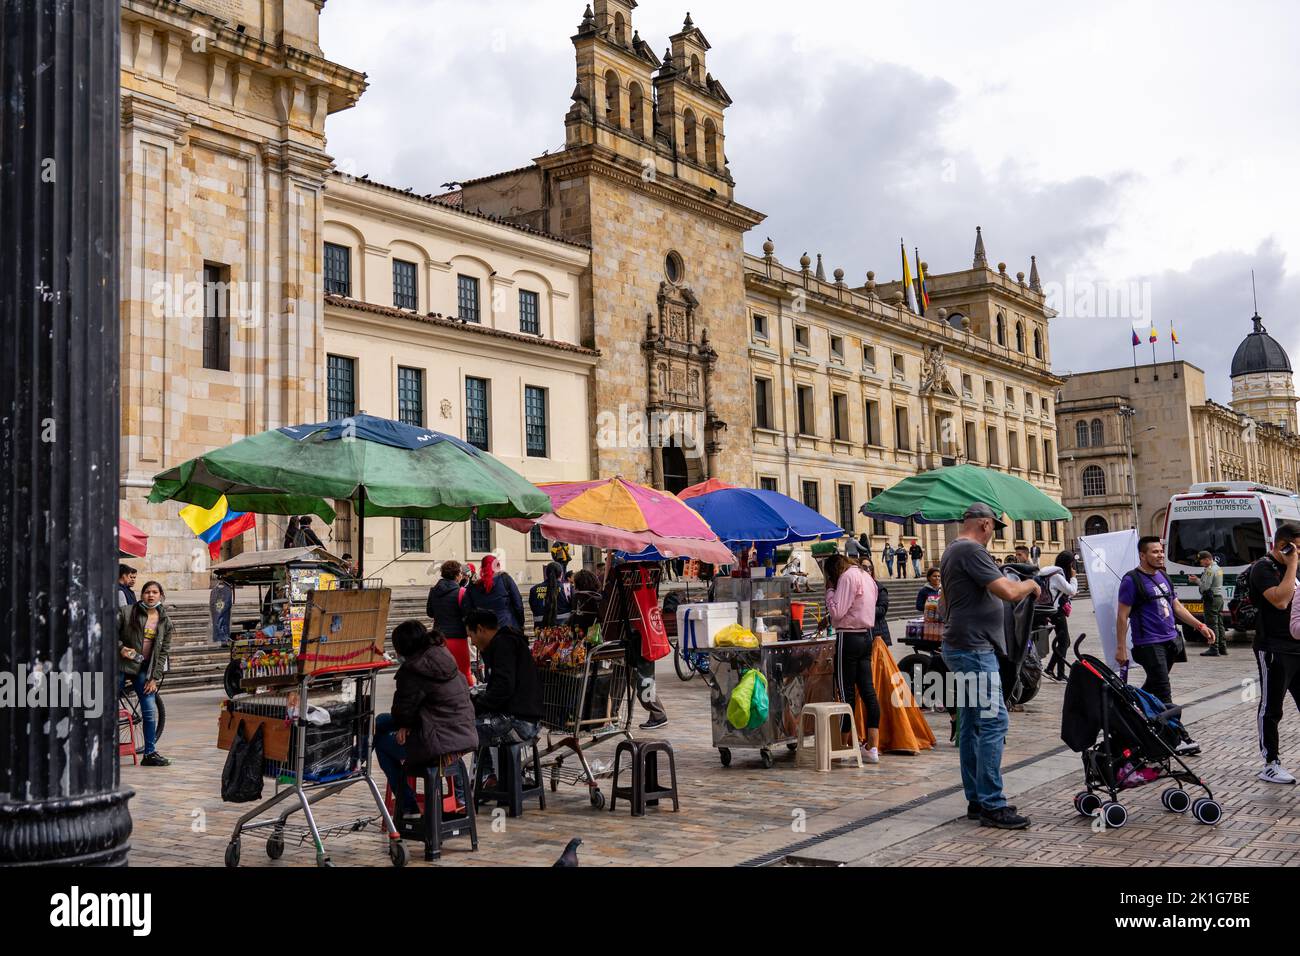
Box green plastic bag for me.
[726,669,770,730]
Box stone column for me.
[0,0,133,864]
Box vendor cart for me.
[534,562,655,806]
[702,638,836,768]
[219,579,402,868]
[211,546,355,698]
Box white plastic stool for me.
[796,702,862,772]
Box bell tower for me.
[566,1,661,152]
[654,13,733,197]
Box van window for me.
[1166,518,1266,569]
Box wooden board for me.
[297,587,391,675]
[216,707,292,763]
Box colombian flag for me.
[180,497,256,560]
[1148,326,1158,344]
[1170,323,1179,345]
[915,249,930,316]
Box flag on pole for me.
[915,248,930,316]
[1131,329,1141,347]
[180,496,257,560]
[1131,327,1139,382]
[1148,326,1158,344]
[900,240,918,313]
[1170,323,1179,345]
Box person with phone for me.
[1249,524,1300,784]
[1116,536,1214,756]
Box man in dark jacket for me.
[528,561,572,625]
[374,621,477,813]
[426,561,468,639]
[466,609,543,759]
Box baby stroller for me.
[1061,635,1222,828]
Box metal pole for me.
[0,0,132,863]
[1120,406,1140,532]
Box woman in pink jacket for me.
[823,553,881,763]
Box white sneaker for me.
[1259,762,1297,785]
[861,745,880,764]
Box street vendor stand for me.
[219,578,400,868]
[211,546,354,697]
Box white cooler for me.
[676,602,740,650]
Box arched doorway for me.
[1084,514,1109,537]
[660,434,703,495]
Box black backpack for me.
[1122,568,1185,660]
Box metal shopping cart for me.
[219,581,404,868]
[537,642,632,809]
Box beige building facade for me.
[745,237,1065,563]
[1057,335,1300,545]
[118,0,365,589]
[320,177,596,584]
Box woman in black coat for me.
[373,621,477,814]
[460,554,524,632]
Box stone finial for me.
[815,253,826,281]
[998,262,1007,275]
[937,307,948,320]
[762,238,775,257]
[684,12,695,30]
[799,252,811,272]
[1029,255,1042,292]
[920,261,929,273]
[579,4,595,32]
[1017,271,1026,286]
[889,290,905,305]
[865,271,877,298]
[570,81,587,104]
[833,267,845,285]
[973,225,988,269]
[961,315,972,330]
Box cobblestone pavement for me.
[122,603,1276,867]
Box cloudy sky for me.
[320,0,1300,403]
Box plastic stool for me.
[118,707,139,765]
[609,739,680,816]
[474,738,545,818]
[394,756,478,862]
[796,702,862,772]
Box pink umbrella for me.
[119,518,149,558]
[498,476,734,563]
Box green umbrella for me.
[860,464,1070,525]
[148,415,551,574]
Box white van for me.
[1162,482,1300,632]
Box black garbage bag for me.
[221,720,265,803]
[998,596,1042,706]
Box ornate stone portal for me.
[646,281,724,492]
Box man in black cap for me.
[940,502,1040,829]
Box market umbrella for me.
[677,477,736,500]
[860,463,1071,525]
[148,414,552,574]
[681,486,844,547]
[498,476,734,563]
[118,518,149,558]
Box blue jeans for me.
[374,714,467,812]
[119,670,159,754]
[941,647,1008,811]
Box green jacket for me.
[118,604,172,683]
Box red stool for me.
[384,777,464,817]
[118,707,139,765]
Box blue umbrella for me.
[681,487,844,547]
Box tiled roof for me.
[332,173,589,251]
[325,294,600,358]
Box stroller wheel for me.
[1161,787,1192,814]
[1191,797,1223,826]
[1073,791,1102,817]
[1100,802,1128,829]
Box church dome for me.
[1230,313,1292,377]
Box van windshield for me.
[1167,518,1266,569]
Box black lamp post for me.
[0,0,133,864]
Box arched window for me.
[947,311,965,330]
[1075,420,1090,448]
[1033,328,1043,359]
[703,117,718,169]
[1090,418,1104,446]
[995,313,1006,346]
[1015,321,1025,352]
[691,54,702,82]
[628,81,645,139]
[614,12,627,45]
[604,70,621,127]
[683,109,698,162]
[1085,515,1109,537]
[1082,465,1106,497]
